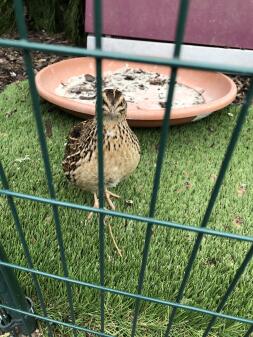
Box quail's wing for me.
[62,119,97,178]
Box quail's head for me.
[98,88,127,122]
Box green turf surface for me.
[0,81,252,337]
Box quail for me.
[62,88,140,218]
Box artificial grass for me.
[0,80,253,337]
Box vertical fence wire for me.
[0,243,33,337]
[93,0,105,332]
[165,79,253,336]
[130,1,190,336]
[202,244,253,337]
[12,1,77,335]
[244,324,253,337]
[0,163,53,337]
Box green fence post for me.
[0,243,36,336]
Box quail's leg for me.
[105,189,122,256]
[87,193,99,220]
[89,189,122,256]
[105,189,120,210]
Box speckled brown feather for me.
[62,119,97,182]
[62,94,140,193]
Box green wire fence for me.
[0,0,253,336]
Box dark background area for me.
[0,0,85,45]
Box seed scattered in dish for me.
[55,66,205,108]
[85,74,95,82]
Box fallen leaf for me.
[38,58,47,63]
[125,199,134,206]
[5,108,17,117]
[237,184,247,197]
[13,155,31,163]
[234,216,244,226]
[184,180,192,189]
[45,118,53,138]
[204,257,217,266]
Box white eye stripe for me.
[101,90,126,112]
[116,95,124,105]
[114,96,126,109]
[103,107,110,113]
[102,93,112,108]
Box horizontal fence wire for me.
[0,189,253,243]
[0,0,252,335]
[131,0,190,336]
[0,163,53,337]
[0,303,113,337]
[0,261,253,326]
[0,38,253,75]
[165,78,253,336]
[12,0,77,335]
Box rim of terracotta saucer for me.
[35,57,237,125]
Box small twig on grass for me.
[107,221,122,257]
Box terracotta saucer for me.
[35,57,237,127]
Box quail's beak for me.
[103,109,114,120]
[110,108,119,118]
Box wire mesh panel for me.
[0,0,253,336]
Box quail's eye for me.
[71,127,81,138]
